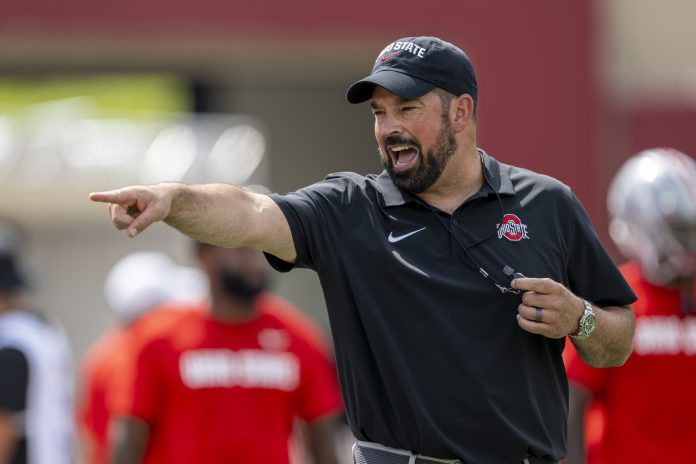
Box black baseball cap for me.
[346,36,478,105]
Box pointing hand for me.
[89,185,176,237]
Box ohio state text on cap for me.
[346,36,478,105]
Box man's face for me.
[371,86,457,193]
[199,246,269,301]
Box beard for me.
[381,113,457,194]
[219,269,268,304]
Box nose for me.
[375,112,402,140]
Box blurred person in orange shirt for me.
[76,251,206,464]
[111,243,344,464]
[0,225,73,464]
[564,148,696,464]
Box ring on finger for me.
[535,307,543,322]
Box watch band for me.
[570,299,596,340]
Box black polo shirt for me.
[266,151,636,464]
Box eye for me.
[372,109,385,118]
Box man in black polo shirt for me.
[91,36,636,464]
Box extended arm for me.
[90,183,296,262]
[513,277,635,367]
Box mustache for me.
[383,135,421,150]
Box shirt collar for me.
[375,149,515,208]
[375,171,413,207]
[480,149,515,196]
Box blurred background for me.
[1,0,695,361]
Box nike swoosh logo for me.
[388,227,426,243]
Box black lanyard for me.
[425,152,522,295]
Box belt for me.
[353,441,461,464]
[352,441,557,464]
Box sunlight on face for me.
[371,88,457,193]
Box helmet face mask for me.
[669,220,696,253]
[608,148,696,285]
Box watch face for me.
[583,314,596,335]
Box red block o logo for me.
[497,214,529,241]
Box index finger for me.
[89,189,134,205]
[510,277,556,294]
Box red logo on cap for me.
[497,214,530,241]
[381,52,400,62]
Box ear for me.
[451,94,475,133]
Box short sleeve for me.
[76,343,106,436]
[0,347,29,413]
[107,333,142,416]
[123,339,165,425]
[265,174,359,272]
[565,191,637,307]
[110,308,190,417]
[295,341,343,423]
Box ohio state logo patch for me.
[497,214,530,241]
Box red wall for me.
[1,0,600,220]
[629,105,696,156]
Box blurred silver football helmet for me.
[608,148,696,285]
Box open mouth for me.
[387,144,420,172]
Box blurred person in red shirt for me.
[76,251,206,464]
[111,243,344,464]
[564,148,696,464]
